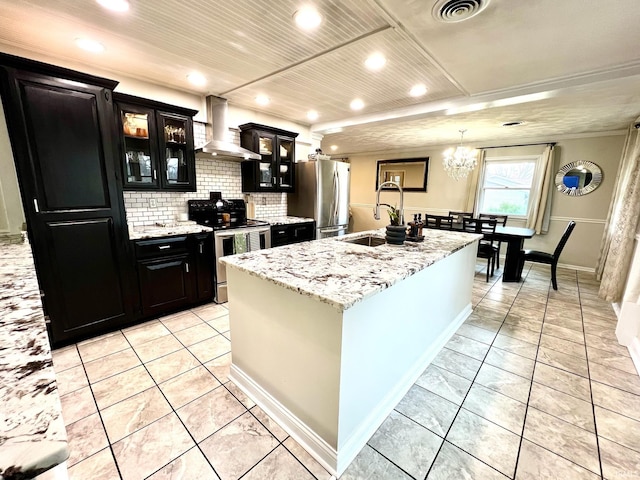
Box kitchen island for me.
[221,228,481,476]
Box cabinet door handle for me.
[153,170,157,180]
[185,263,190,273]
[199,242,204,254]
[158,245,171,250]
[33,198,39,213]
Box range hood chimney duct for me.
[196,95,260,161]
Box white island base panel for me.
[227,243,476,477]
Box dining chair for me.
[463,217,498,282]
[479,213,508,270]
[449,211,473,225]
[424,214,454,230]
[522,221,576,290]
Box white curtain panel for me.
[527,145,554,234]
[464,149,485,214]
[597,125,640,302]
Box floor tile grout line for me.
[423,267,527,479]
[578,275,606,479]
[120,318,307,480]
[118,329,226,480]
[365,442,422,480]
[511,264,551,480]
[72,343,126,480]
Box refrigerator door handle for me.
[333,169,340,224]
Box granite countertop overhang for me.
[0,240,68,479]
[261,216,315,226]
[128,221,213,240]
[221,228,481,312]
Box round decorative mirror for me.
[555,161,602,196]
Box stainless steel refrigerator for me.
[288,159,350,239]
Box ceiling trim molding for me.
[367,0,469,96]
[219,26,392,96]
[333,129,627,157]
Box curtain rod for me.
[479,142,556,150]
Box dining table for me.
[447,222,535,282]
[491,225,536,282]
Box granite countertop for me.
[221,228,481,312]
[0,239,68,479]
[128,221,213,240]
[260,216,315,226]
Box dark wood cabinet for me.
[115,93,197,192]
[240,123,298,192]
[133,233,213,318]
[0,53,136,345]
[192,233,214,302]
[270,221,316,247]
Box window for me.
[478,155,542,217]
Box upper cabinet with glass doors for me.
[239,123,298,193]
[115,93,197,192]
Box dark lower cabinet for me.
[271,221,315,247]
[137,254,193,317]
[193,233,214,302]
[134,233,213,318]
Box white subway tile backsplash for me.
[122,157,287,226]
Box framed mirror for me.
[376,157,429,192]
[555,160,602,196]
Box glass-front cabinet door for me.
[157,112,195,190]
[239,123,299,193]
[277,136,295,191]
[118,104,159,189]
[115,93,197,192]
[257,132,275,189]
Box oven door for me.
[214,226,271,303]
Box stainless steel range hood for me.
[196,95,260,161]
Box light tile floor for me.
[51,262,640,479]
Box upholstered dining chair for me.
[463,217,498,282]
[424,214,454,230]
[479,213,508,269]
[522,220,576,290]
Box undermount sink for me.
[342,235,386,247]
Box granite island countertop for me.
[260,216,315,226]
[0,239,68,479]
[128,221,213,240]
[221,228,481,311]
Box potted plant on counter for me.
[385,206,406,245]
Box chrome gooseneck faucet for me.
[374,181,404,225]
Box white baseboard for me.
[628,337,640,377]
[230,364,339,476]
[229,303,472,477]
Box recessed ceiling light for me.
[364,52,386,71]
[96,0,130,12]
[350,98,364,111]
[255,95,270,106]
[187,72,206,86]
[307,110,319,121]
[293,6,322,30]
[409,84,427,97]
[330,145,338,151]
[502,121,525,127]
[75,38,105,53]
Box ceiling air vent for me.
[432,0,491,23]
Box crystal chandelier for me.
[443,129,478,181]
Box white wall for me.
[0,93,25,241]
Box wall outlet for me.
[149,198,157,208]
[261,196,267,205]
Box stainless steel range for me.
[188,198,270,303]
